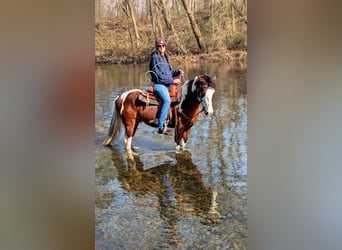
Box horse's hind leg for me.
[124,120,139,160]
[124,136,136,160]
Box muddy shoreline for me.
[95,50,247,67]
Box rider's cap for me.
[155,38,166,48]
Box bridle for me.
[174,75,215,140]
[193,76,213,106]
[177,76,209,121]
[195,84,207,102]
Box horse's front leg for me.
[175,126,193,151]
[181,128,192,148]
[179,128,192,150]
[174,124,187,151]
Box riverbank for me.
[171,50,247,68]
[95,49,247,68]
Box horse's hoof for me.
[179,139,186,149]
[126,154,134,161]
[175,145,181,151]
[126,149,138,160]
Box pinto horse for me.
[103,74,216,160]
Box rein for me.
[179,107,204,122]
[175,100,204,141]
[180,72,186,84]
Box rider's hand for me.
[173,78,181,84]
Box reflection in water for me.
[99,148,221,248]
[95,63,246,249]
[127,152,215,210]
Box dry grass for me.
[95,13,247,65]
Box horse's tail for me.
[103,97,122,146]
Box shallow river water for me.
[95,62,247,249]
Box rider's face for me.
[157,45,166,51]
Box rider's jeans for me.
[153,83,170,129]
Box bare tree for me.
[150,0,164,38]
[180,0,207,52]
[151,0,165,38]
[95,0,247,63]
[231,0,247,24]
[148,0,157,37]
[159,0,187,54]
[125,0,141,48]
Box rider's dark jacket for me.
[149,51,180,86]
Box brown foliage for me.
[95,0,247,65]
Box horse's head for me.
[193,74,216,116]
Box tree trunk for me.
[231,2,236,33]
[152,0,164,38]
[180,0,207,52]
[159,0,187,54]
[125,0,140,48]
[211,0,215,35]
[149,0,157,37]
[231,1,247,24]
[119,0,134,48]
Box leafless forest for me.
[95,0,247,64]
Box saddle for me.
[137,83,182,106]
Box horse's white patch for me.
[180,138,186,148]
[202,88,215,115]
[124,136,132,149]
[178,81,189,113]
[120,89,142,115]
[191,76,198,93]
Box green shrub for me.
[228,35,247,50]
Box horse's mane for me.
[200,74,216,88]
